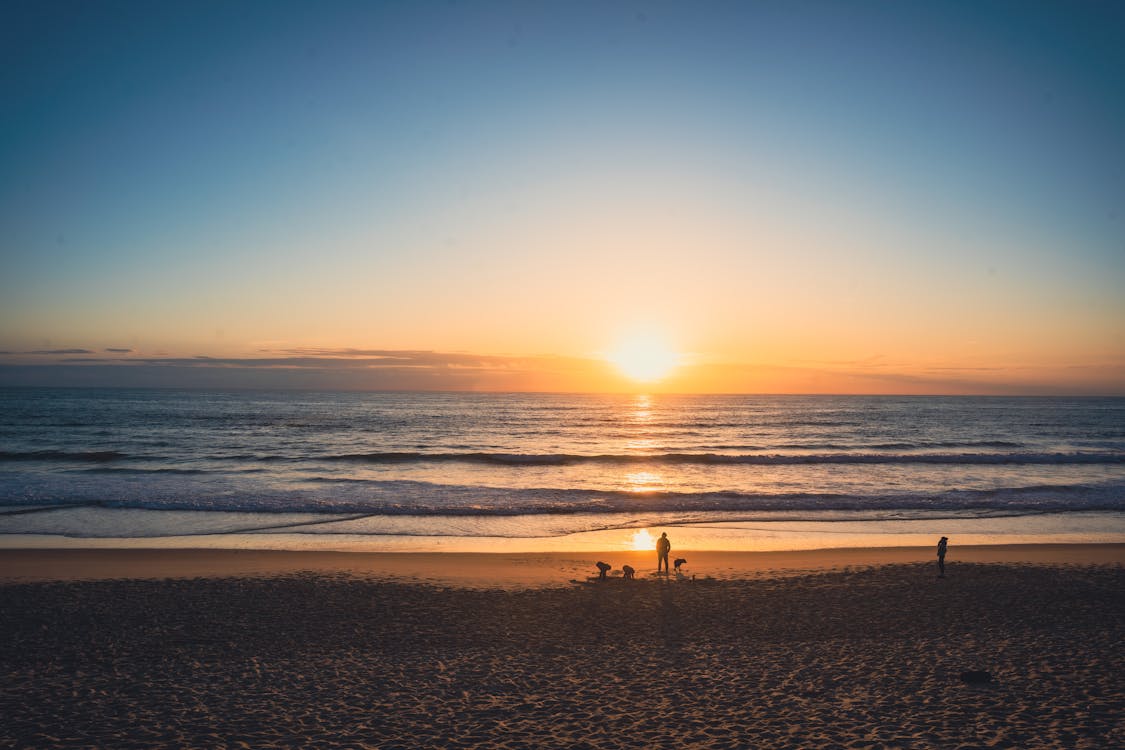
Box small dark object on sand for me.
[674,558,687,571]
[622,564,635,579]
[595,561,611,580]
[959,670,992,685]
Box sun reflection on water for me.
[630,394,653,422]
[625,471,664,492]
[626,437,657,451]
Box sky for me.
[1,0,1123,394]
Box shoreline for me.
[4,508,1122,555]
[3,542,1121,588]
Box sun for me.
[607,332,680,382]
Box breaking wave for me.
[321,450,1124,467]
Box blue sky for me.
[2,1,1123,392]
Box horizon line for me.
[1,384,1122,399]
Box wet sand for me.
[1,546,1122,748]
[2,544,1123,587]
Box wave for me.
[698,441,1026,451]
[81,467,213,475]
[0,450,127,463]
[322,450,1125,467]
[2,480,1121,517]
[7,447,1120,468]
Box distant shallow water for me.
[1,389,1123,551]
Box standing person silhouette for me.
[657,532,671,575]
[936,536,948,578]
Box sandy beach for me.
[1,545,1122,748]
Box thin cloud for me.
[24,349,95,355]
[114,350,600,374]
[0,346,618,391]
[787,355,902,369]
[925,365,1023,372]
[0,349,93,356]
[268,348,418,358]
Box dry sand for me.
[1,546,1122,748]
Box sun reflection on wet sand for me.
[629,528,655,550]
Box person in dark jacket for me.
[657,532,671,575]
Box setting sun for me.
[607,333,681,383]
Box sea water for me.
[1,389,1123,551]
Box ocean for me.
[1,389,1123,552]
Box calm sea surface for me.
[1,389,1123,549]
